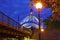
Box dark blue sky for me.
[0,0,52,23]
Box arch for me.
[20,11,39,28]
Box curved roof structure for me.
[20,12,39,28]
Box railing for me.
[0,11,21,30]
[0,11,31,35]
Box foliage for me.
[43,18,60,29]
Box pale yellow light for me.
[24,37,30,40]
[41,28,44,32]
[35,2,42,9]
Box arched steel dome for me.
[20,11,39,28]
[20,14,39,24]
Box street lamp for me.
[35,2,43,40]
[41,28,44,32]
[35,2,42,9]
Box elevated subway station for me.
[0,0,60,40]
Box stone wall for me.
[41,29,60,40]
[31,29,60,40]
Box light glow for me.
[41,28,44,32]
[35,2,42,9]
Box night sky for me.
[0,0,52,24]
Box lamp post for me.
[35,2,43,40]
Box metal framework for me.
[0,11,31,39]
